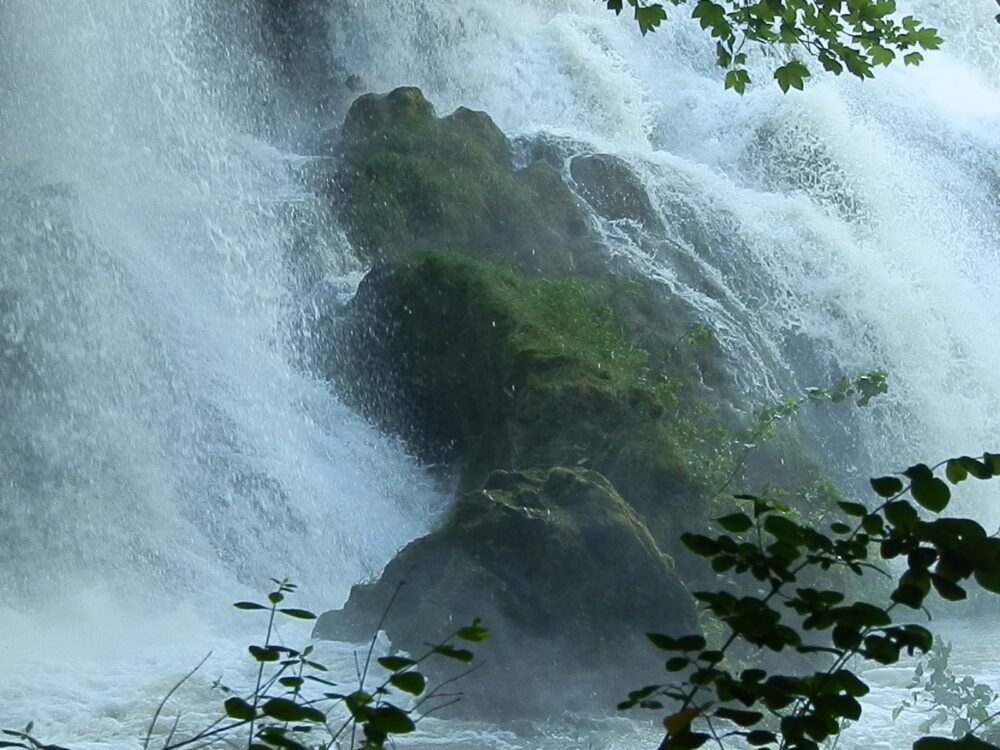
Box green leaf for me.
[930,574,966,601]
[257,728,308,750]
[234,601,267,610]
[945,460,968,484]
[366,705,416,735]
[268,592,285,605]
[691,0,731,38]
[746,730,778,746]
[862,514,884,535]
[682,533,720,557]
[870,45,895,66]
[456,619,489,642]
[224,697,256,721]
[892,583,927,609]
[774,60,810,92]
[911,476,950,512]
[677,635,707,651]
[249,646,280,662]
[278,608,316,620]
[666,657,690,672]
[959,456,993,479]
[725,68,750,96]
[870,476,903,497]
[635,4,668,34]
[261,698,325,723]
[915,27,943,50]
[885,500,918,528]
[389,672,426,695]
[838,501,868,517]
[433,644,474,663]
[378,656,416,672]
[974,568,1000,595]
[717,513,753,533]
[913,739,962,750]
[763,515,802,544]
[647,633,679,651]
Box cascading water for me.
[3,0,1000,748]
[0,2,444,745]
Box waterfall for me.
[0,2,443,743]
[2,0,999,747]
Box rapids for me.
[0,1,998,748]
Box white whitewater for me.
[1,1,999,749]
[0,2,443,747]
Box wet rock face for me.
[314,466,697,719]
[327,87,604,274]
[322,250,723,547]
[569,153,664,232]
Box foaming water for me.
[0,1,443,743]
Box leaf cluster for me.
[601,0,942,92]
[624,453,1000,749]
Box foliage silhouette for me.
[622,453,1000,749]
[602,0,942,92]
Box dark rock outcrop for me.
[326,87,604,274]
[314,466,698,718]
[323,250,730,548]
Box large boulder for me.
[326,87,604,274]
[322,250,732,548]
[314,466,698,718]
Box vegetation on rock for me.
[326,249,735,551]
[327,87,602,274]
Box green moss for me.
[334,251,733,548]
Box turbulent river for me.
[1,1,999,748]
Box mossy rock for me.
[325,250,730,546]
[313,466,697,718]
[328,87,603,274]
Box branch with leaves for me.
[601,0,942,92]
[623,452,1000,749]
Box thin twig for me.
[144,652,212,750]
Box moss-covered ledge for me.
[324,250,731,546]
